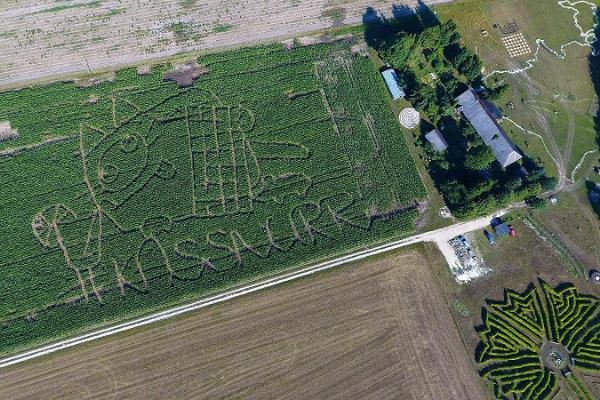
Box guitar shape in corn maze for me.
[476,281,600,399]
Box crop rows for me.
[0,42,425,355]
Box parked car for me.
[483,229,495,245]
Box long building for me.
[381,68,406,100]
[457,89,522,168]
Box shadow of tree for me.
[363,1,440,51]
[587,7,600,217]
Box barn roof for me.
[381,68,406,100]
[425,129,448,152]
[457,90,522,168]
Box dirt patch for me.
[351,42,369,57]
[0,121,17,141]
[281,33,354,49]
[163,60,208,87]
[299,33,354,46]
[136,65,152,75]
[0,247,484,400]
[74,72,115,88]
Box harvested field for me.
[0,0,451,89]
[0,247,485,400]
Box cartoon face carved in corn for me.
[80,87,311,231]
[32,87,316,298]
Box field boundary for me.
[0,209,507,369]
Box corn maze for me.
[0,42,425,355]
[476,282,600,399]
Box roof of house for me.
[494,222,510,237]
[381,68,406,100]
[425,128,448,152]
[457,90,522,168]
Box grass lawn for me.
[437,0,599,182]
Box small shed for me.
[425,129,448,152]
[381,68,405,100]
[494,223,510,238]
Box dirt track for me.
[0,0,450,89]
[0,247,485,400]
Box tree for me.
[460,52,482,82]
[380,32,417,67]
[540,176,557,191]
[441,180,468,207]
[526,196,547,210]
[464,144,495,170]
[505,177,523,192]
[419,25,442,50]
[447,46,482,82]
[486,83,509,102]
[466,179,496,201]
[439,20,460,47]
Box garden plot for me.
[0,42,425,356]
[501,32,531,58]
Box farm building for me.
[425,129,448,152]
[457,89,522,168]
[381,68,406,100]
[491,217,510,238]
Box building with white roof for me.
[381,68,406,100]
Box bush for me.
[526,196,547,210]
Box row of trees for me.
[373,17,553,217]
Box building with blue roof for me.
[381,68,405,100]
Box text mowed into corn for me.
[0,43,425,354]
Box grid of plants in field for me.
[0,42,425,355]
[476,282,600,400]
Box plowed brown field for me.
[0,246,484,400]
[0,0,451,89]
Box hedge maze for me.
[476,282,600,399]
[0,42,425,354]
